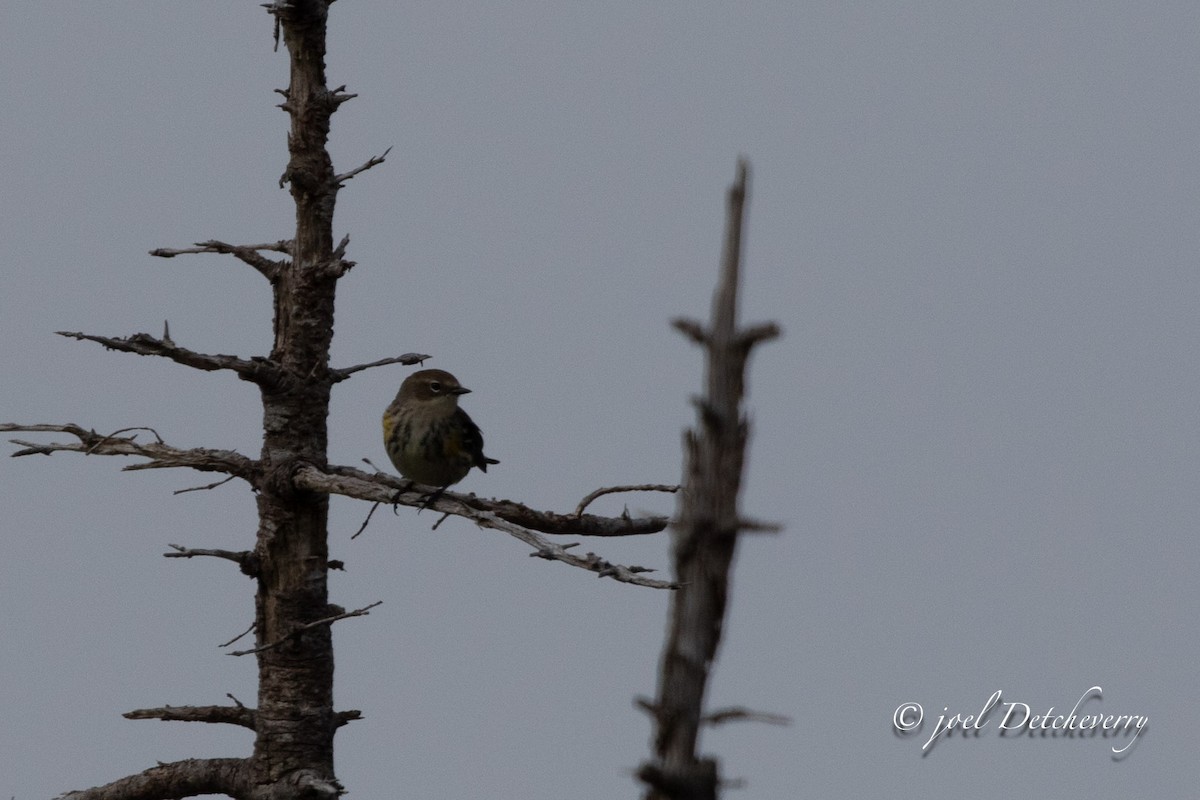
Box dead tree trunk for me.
[250,0,342,791]
[639,160,782,800]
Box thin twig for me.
[99,426,165,447]
[227,601,383,657]
[350,501,381,540]
[574,484,679,517]
[56,330,283,387]
[701,707,792,726]
[174,475,238,495]
[330,353,430,382]
[3,424,259,485]
[220,622,257,649]
[165,544,258,577]
[737,517,784,534]
[334,146,391,184]
[165,543,252,564]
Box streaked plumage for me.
[382,369,498,488]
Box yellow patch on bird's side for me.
[437,425,464,458]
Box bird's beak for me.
[450,386,471,395]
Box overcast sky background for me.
[2,3,1196,798]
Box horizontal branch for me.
[2,422,676,585]
[150,239,291,282]
[3,423,674,588]
[124,704,255,729]
[637,697,790,726]
[323,466,673,539]
[165,543,258,576]
[3,423,258,484]
[121,703,361,731]
[574,483,679,517]
[701,706,792,726]
[298,464,670,537]
[56,757,249,800]
[294,465,676,589]
[486,496,671,539]
[671,318,782,352]
[329,352,431,383]
[174,474,239,494]
[57,330,282,388]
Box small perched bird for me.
[382,369,498,492]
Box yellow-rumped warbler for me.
[382,368,498,490]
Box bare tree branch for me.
[227,601,383,657]
[124,704,256,730]
[350,501,382,539]
[149,239,291,282]
[4,423,255,473]
[154,693,353,731]
[640,159,782,800]
[3,424,258,482]
[735,517,784,534]
[700,706,792,727]
[173,474,238,495]
[121,695,360,734]
[328,84,358,108]
[164,543,252,564]
[59,324,431,386]
[509,514,675,589]
[573,483,680,517]
[329,352,430,383]
[55,758,250,800]
[333,146,391,185]
[670,318,708,345]
[165,543,258,577]
[220,622,257,649]
[484,495,670,538]
[56,330,284,388]
[293,465,676,588]
[1,425,672,589]
[295,464,670,537]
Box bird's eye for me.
[429,381,442,393]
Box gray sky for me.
[2,3,1195,797]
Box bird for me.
[382,369,498,497]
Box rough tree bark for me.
[2,3,674,798]
[638,161,783,800]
